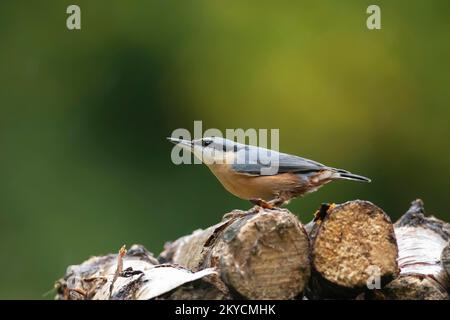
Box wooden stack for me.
[55,199,450,300]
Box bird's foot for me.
[250,198,286,210]
[249,197,287,210]
[223,200,277,220]
[249,198,275,210]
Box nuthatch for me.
[168,136,370,208]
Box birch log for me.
[382,199,450,300]
[54,244,219,300]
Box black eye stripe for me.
[202,140,212,147]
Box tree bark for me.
[306,200,399,299]
[381,199,450,300]
[442,243,450,288]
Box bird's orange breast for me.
[207,163,303,201]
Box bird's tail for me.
[332,169,371,183]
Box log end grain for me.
[216,209,310,300]
[383,275,449,300]
[308,200,399,298]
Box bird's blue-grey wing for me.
[232,148,326,176]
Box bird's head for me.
[167,136,244,165]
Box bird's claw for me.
[249,198,274,209]
[249,198,282,210]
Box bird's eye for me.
[202,140,213,147]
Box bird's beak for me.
[167,137,193,150]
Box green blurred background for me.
[0,1,449,299]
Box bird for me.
[168,136,370,209]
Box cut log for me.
[306,200,399,299]
[159,208,311,300]
[382,199,450,300]
[54,244,217,300]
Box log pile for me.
[55,199,450,300]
